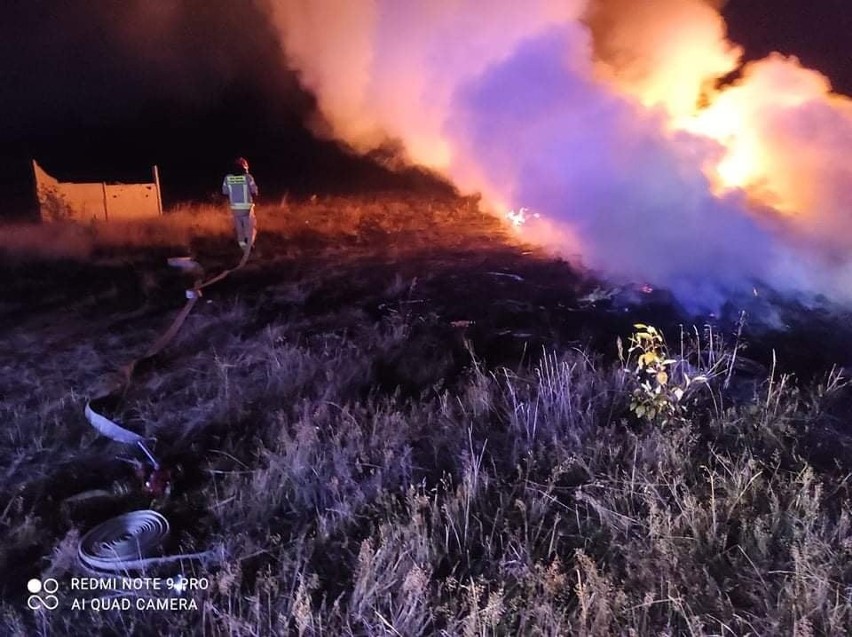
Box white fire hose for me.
[78,242,253,571]
[84,246,252,458]
[78,510,220,573]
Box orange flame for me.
[588,0,852,239]
[601,18,852,227]
[672,54,845,219]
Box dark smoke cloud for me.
[0,0,302,139]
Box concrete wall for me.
[104,182,161,221]
[33,160,162,222]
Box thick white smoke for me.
[261,0,852,310]
[265,1,583,169]
[448,29,782,304]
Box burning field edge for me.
[1,195,852,635]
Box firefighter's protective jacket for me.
[222,172,259,211]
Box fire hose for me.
[77,510,217,572]
[85,245,252,461]
[78,241,253,571]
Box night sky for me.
[1,0,849,218]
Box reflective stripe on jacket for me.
[222,173,258,210]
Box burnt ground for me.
[3,196,852,383]
[2,194,852,609]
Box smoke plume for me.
[261,0,852,309]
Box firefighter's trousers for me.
[231,205,257,248]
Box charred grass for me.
[1,195,852,635]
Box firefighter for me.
[222,157,259,250]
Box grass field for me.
[2,195,852,635]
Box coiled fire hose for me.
[78,241,253,571]
[77,510,220,572]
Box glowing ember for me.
[506,207,540,228]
